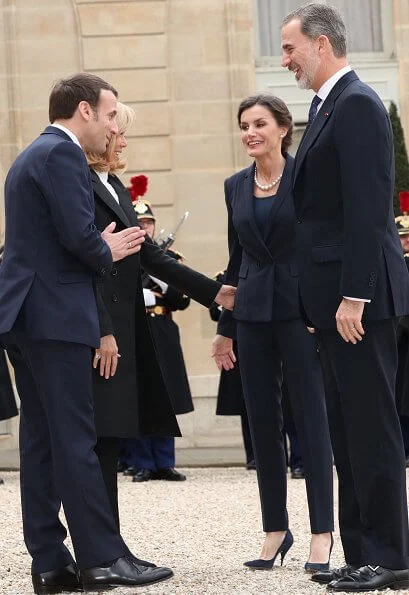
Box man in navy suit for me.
[281,4,409,592]
[0,73,173,593]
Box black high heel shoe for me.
[244,530,294,570]
[304,533,334,573]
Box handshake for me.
[101,222,236,312]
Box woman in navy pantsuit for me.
[212,95,333,571]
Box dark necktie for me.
[307,95,322,126]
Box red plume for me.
[399,191,409,215]
[128,175,148,202]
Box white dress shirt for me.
[96,170,120,204]
[50,123,82,149]
[314,65,369,304]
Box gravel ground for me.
[0,467,407,595]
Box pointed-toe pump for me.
[304,533,334,573]
[244,530,294,570]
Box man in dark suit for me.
[281,4,409,592]
[0,73,174,593]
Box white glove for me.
[149,274,168,294]
[143,288,156,306]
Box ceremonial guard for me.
[121,178,193,483]
[209,270,254,469]
[395,190,409,463]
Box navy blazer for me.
[293,71,409,328]
[218,156,300,338]
[0,126,112,347]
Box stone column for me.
[394,0,409,142]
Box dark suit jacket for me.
[218,156,300,338]
[0,126,112,347]
[91,171,220,437]
[293,71,409,328]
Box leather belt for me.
[146,305,170,316]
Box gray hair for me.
[282,3,347,58]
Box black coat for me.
[143,251,193,415]
[91,171,220,437]
[209,271,244,415]
[0,349,17,421]
[293,71,409,328]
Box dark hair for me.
[49,72,118,123]
[282,3,347,58]
[237,94,293,155]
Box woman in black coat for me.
[120,202,193,483]
[212,95,333,572]
[86,102,233,529]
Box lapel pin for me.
[324,112,329,117]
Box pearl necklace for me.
[254,166,283,191]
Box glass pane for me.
[258,0,383,57]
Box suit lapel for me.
[90,170,131,228]
[240,164,275,262]
[294,70,359,184]
[264,156,293,245]
[109,175,139,226]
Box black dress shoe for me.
[132,469,153,482]
[152,468,186,481]
[81,556,173,590]
[123,466,139,476]
[290,466,305,479]
[327,565,409,592]
[311,564,357,584]
[32,563,82,594]
[246,460,256,470]
[127,553,156,568]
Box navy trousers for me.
[122,437,175,470]
[318,320,409,568]
[237,318,333,534]
[2,333,127,573]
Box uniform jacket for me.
[0,127,112,347]
[218,155,300,338]
[293,70,409,328]
[91,171,219,437]
[143,250,193,415]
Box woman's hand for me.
[93,334,121,379]
[211,334,236,371]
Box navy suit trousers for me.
[237,318,334,533]
[2,333,127,573]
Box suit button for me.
[296,219,302,224]
[111,293,119,303]
[111,267,118,277]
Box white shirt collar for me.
[316,65,352,106]
[50,123,82,149]
[97,170,109,183]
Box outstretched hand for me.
[102,222,146,262]
[215,285,236,311]
[211,334,236,371]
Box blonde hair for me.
[86,101,135,173]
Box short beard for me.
[297,49,320,90]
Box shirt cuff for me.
[143,288,156,306]
[343,296,371,303]
[149,274,168,294]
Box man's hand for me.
[214,285,236,311]
[93,334,121,379]
[211,335,236,371]
[102,222,146,262]
[335,298,365,344]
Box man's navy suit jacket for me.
[0,126,112,347]
[293,71,409,328]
